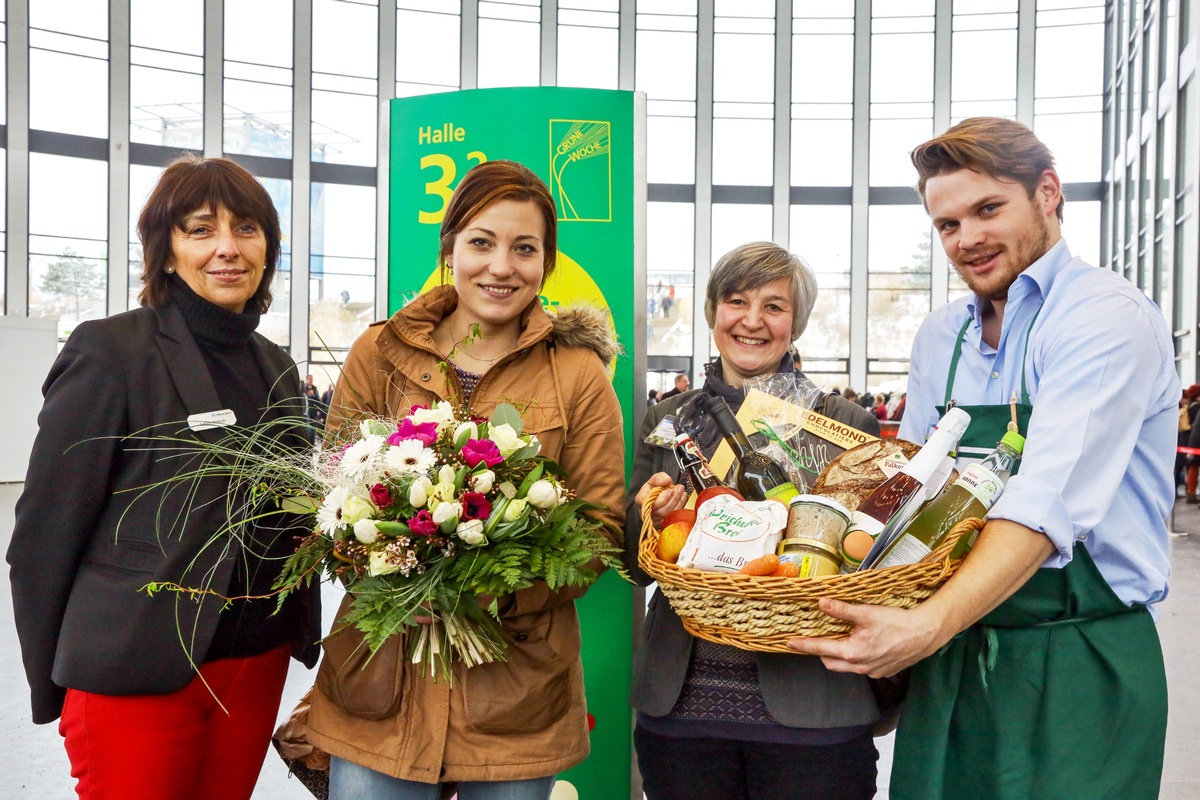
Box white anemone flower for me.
[316,486,351,534]
[384,439,437,475]
[339,434,386,480]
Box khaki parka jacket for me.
[302,285,626,784]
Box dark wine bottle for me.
[697,395,799,504]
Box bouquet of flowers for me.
[274,400,619,677]
[132,398,618,680]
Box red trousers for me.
[59,645,291,800]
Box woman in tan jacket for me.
[303,160,625,799]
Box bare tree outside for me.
[39,248,106,320]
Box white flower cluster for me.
[312,401,564,577]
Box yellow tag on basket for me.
[706,389,879,487]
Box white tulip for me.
[408,476,432,508]
[470,470,495,495]
[432,501,460,532]
[454,420,479,445]
[456,518,487,545]
[353,519,380,544]
[438,464,457,486]
[526,479,563,510]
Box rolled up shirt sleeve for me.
[988,285,1177,590]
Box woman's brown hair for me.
[911,117,1065,222]
[137,155,282,312]
[437,160,558,287]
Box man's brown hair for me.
[911,117,1065,222]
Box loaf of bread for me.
[810,439,922,512]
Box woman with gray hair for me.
[624,242,882,800]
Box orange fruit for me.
[695,485,742,509]
[656,521,692,563]
[663,508,697,529]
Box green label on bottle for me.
[957,465,1005,508]
[764,482,800,504]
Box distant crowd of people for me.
[831,387,906,422]
[649,374,906,424]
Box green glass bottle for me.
[697,394,800,504]
[874,431,1025,569]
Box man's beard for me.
[967,211,1054,303]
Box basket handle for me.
[637,486,666,571]
[920,516,985,566]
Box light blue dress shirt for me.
[898,239,1177,609]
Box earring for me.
[165,266,175,274]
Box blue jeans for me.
[329,756,556,800]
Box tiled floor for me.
[1,479,1196,799]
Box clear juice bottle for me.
[874,430,1025,568]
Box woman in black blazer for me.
[7,156,321,800]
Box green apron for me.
[891,315,1168,800]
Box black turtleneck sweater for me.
[167,277,294,662]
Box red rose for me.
[369,483,393,508]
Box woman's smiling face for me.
[712,276,795,388]
[448,199,546,337]
[170,205,266,313]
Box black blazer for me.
[8,303,321,724]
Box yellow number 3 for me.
[418,151,487,224]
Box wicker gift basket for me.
[638,487,982,653]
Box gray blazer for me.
[8,304,321,724]
[624,387,884,729]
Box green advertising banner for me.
[388,87,644,800]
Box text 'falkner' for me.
[418,124,465,144]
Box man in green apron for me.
[790,117,1176,800]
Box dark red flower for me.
[408,509,437,537]
[460,491,492,521]
[369,483,393,508]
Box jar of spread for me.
[785,494,852,550]
[777,538,841,577]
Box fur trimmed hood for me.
[550,304,623,365]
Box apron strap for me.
[943,316,973,408]
[943,308,1043,409]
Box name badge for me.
[187,409,237,431]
